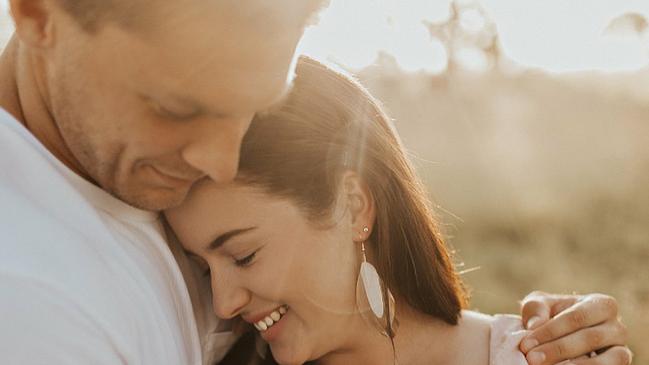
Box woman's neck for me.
[315,304,468,365]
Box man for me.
[0,0,631,364]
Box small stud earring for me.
[363,227,369,233]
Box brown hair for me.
[236,56,468,329]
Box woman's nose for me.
[210,272,251,319]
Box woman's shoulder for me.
[452,311,492,364]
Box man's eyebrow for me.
[206,227,257,251]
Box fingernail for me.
[520,338,539,353]
[527,351,546,365]
[526,315,543,330]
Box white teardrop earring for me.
[355,227,397,338]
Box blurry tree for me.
[604,12,649,61]
[605,12,648,36]
[424,1,502,74]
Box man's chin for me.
[113,186,190,212]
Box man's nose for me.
[181,116,251,184]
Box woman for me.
[165,57,608,365]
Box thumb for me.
[520,291,553,330]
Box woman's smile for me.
[246,305,290,342]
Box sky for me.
[297,0,649,73]
[2,0,649,73]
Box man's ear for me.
[340,171,376,242]
[9,0,57,48]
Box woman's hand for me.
[518,291,631,365]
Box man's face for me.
[46,1,305,211]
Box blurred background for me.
[2,0,647,361]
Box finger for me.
[521,291,555,330]
[521,291,578,331]
[524,321,627,365]
[555,354,592,364]
[526,294,619,347]
[550,295,581,317]
[567,346,633,365]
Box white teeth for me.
[264,317,274,326]
[257,321,268,331]
[270,311,281,321]
[253,306,289,332]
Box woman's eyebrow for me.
[205,227,257,251]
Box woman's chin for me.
[270,344,312,365]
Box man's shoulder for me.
[0,182,144,306]
[1,189,118,292]
[0,188,197,364]
[0,190,158,344]
[0,273,135,364]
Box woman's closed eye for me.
[234,251,258,267]
[199,251,256,276]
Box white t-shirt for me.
[0,108,236,364]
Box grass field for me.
[454,184,649,363]
[359,62,649,363]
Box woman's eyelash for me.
[195,251,258,277]
[235,251,257,267]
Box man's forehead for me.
[135,0,320,35]
[155,77,294,120]
[98,0,308,117]
[150,38,298,113]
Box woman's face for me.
[165,180,368,364]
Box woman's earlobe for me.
[353,225,371,243]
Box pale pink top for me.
[490,315,530,365]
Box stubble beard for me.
[52,92,187,212]
[62,120,190,212]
